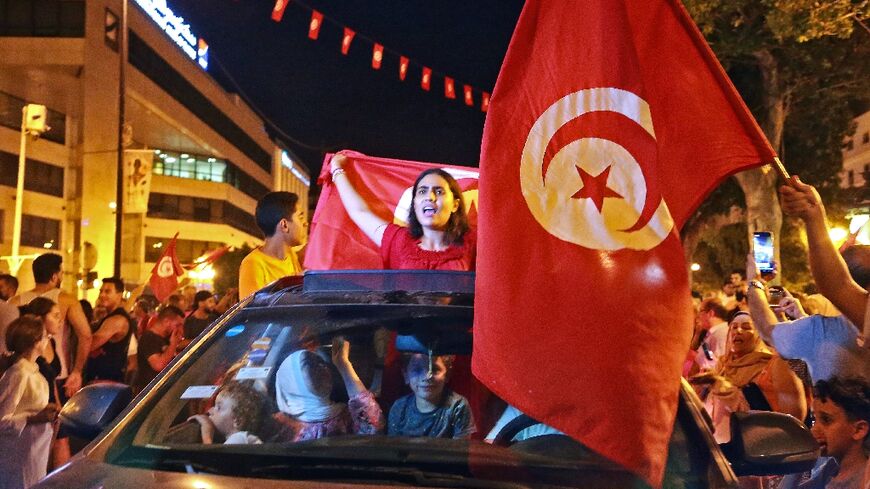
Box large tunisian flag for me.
[474,0,775,486]
[305,151,479,270]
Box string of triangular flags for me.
[270,0,491,112]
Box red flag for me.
[480,91,489,112]
[271,0,289,22]
[341,27,355,55]
[444,77,456,99]
[399,56,409,81]
[185,245,230,269]
[421,67,432,91]
[474,0,775,486]
[305,151,479,270]
[463,85,473,106]
[308,10,323,40]
[149,234,184,303]
[372,43,384,69]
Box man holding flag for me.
[474,0,777,486]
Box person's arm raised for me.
[331,336,366,398]
[779,176,868,328]
[745,254,779,344]
[329,153,389,247]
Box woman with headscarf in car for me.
[273,337,383,442]
[692,311,806,444]
[329,152,475,271]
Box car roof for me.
[239,271,476,354]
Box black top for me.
[37,338,61,403]
[85,307,134,383]
[133,330,169,392]
[183,313,218,341]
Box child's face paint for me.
[405,355,448,407]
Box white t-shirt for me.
[694,320,729,371]
[771,314,870,382]
[485,405,563,443]
[224,431,262,445]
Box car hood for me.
[35,461,442,489]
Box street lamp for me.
[1,104,50,275]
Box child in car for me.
[273,336,384,441]
[188,381,264,444]
[388,353,476,439]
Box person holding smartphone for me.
[744,254,869,383]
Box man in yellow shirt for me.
[238,191,308,297]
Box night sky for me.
[167,0,525,176]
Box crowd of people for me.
[686,176,870,489]
[0,153,868,488]
[0,254,239,488]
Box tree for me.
[682,0,870,290]
[213,244,252,294]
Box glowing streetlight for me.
[828,227,848,243]
[690,263,701,272]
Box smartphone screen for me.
[753,232,774,274]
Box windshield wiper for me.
[250,463,531,488]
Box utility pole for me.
[1,104,49,276]
[113,0,129,277]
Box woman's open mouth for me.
[421,206,437,217]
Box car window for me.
[106,302,724,488]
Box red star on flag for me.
[571,164,623,212]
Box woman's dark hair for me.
[406,169,469,245]
[80,299,94,324]
[21,297,57,318]
[5,315,44,359]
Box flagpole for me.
[114,0,128,277]
[772,157,790,181]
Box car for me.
[37,270,818,488]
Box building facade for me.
[0,0,310,295]
[842,110,870,244]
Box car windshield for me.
[106,272,721,488]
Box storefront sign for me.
[133,0,209,70]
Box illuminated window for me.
[150,149,267,201]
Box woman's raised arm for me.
[330,154,389,247]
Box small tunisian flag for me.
[341,27,355,55]
[372,43,384,69]
[444,77,456,99]
[149,233,185,303]
[399,56,409,81]
[420,67,432,91]
[305,151,479,270]
[270,0,289,22]
[308,10,323,40]
[474,0,774,487]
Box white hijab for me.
[275,350,343,423]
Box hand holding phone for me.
[752,232,775,274]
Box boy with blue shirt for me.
[388,353,475,439]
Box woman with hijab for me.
[694,311,806,444]
[273,337,383,441]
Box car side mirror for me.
[720,411,819,476]
[58,383,133,441]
